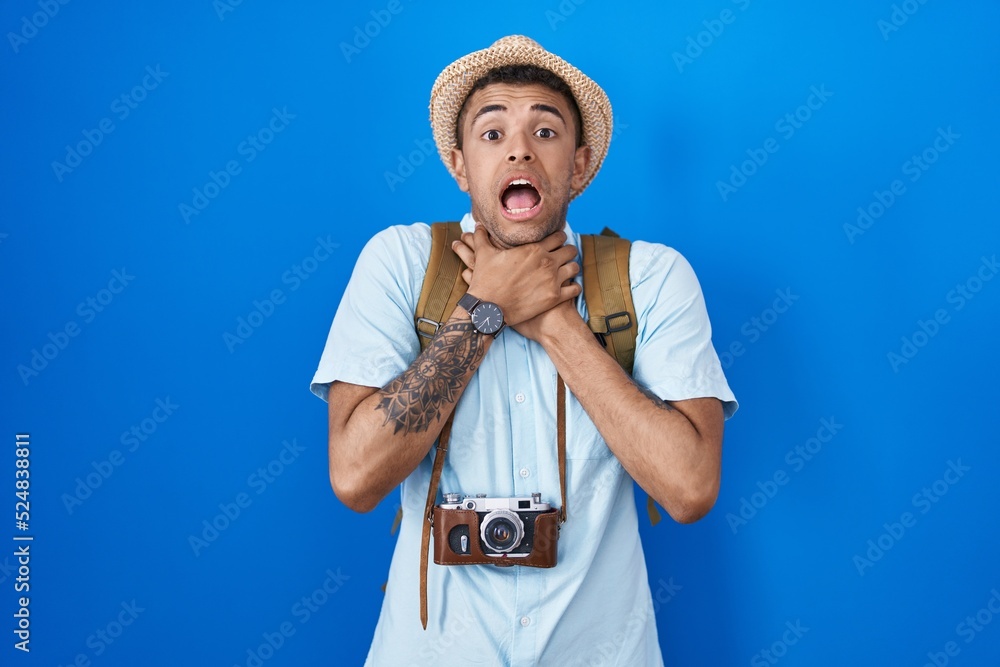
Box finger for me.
[452,240,476,268]
[538,229,569,251]
[461,268,473,284]
[558,281,582,301]
[557,261,581,282]
[474,225,500,251]
[551,243,579,265]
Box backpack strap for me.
[581,230,660,524]
[580,228,637,375]
[415,222,468,348]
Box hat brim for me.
[429,35,612,201]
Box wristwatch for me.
[457,292,505,337]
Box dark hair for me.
[455,65,584,149]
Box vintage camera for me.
[433,492,559,567]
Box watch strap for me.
[457,292,481,314]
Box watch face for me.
[471,302,504,335]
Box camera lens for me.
[490,521,513,547]
[480,509,524,554]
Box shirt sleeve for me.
[629,241,738,419]
[309,224,431,402]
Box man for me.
[311,35,737,666]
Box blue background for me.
[2,1,999,665]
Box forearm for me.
[328,308,489,512]
[538,315,723,523]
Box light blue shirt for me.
[311,214,737,666]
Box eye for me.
[482,129,501,141]
[536,128,556,139]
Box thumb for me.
[474,225,495,251]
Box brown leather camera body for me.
[432,506,559,568]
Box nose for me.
[507,132,533,163]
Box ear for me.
[451,148,469,192]
[570,144,591,193]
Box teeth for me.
[505,205,537,214]
[509,178,531,187]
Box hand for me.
[451,226,581,327]
[512,291,586,344]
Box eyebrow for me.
[470,103,567,126]
[472,104,506,123]
[531,103,566,125]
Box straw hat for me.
[429,35,613,199]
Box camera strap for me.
[419,375,568,630]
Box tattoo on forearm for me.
[638,385,676,412]
[375,321,485,434]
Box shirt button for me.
[519,467,530,478]
[520,616,530,627]
[514,392,526,404]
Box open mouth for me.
[501,178,542,215]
